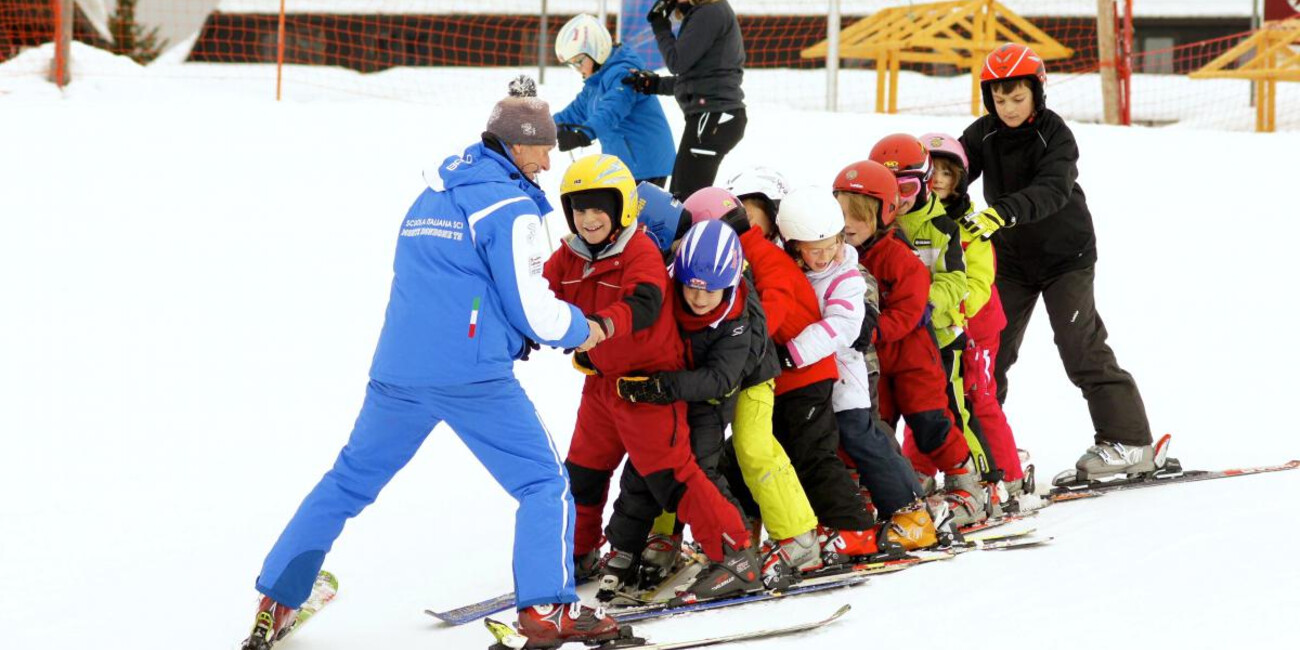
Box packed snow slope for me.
[1,48,1297,649]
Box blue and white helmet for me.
[673,220,743,291]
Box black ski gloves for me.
[646,0,678,31]
[557,124,594,152]
[623,69,663,96]
[774,344,797,370]
[721,206,751,236]
[518,337,541,361]
[617,375,673,404]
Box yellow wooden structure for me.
[801,0,1072,116]
[1190,17,1300,133]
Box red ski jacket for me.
[857,229,932,345]
[544,227,685,377]
[737,228,837,395]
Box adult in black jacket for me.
[958,44,1153,481]
[625,0,747,199]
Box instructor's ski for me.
[1051,459,1299,500]
[485,604,851,650]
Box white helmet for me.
[777,187,844,243]
[556,14,612,65]
[726,166,790,205]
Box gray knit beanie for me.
[486,76,557,147]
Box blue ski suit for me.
[553,44,675,183]
[255,141,592,611]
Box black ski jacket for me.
[652,0,745,115]
[960,108,1098,282]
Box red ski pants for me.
[962,332,1024,481]
[564,376,748,561]
[878,330,969,473]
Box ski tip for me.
[831,603,852,620]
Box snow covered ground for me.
[2,44,1298,650]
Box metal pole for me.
[1250,0,1261,107]
[539,0,548,83]
[598,0,607,25]
[615,0,624,47]
[827,0,841,111]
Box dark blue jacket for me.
[369,142,590,385]
[554,44,675,181]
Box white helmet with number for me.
[776,187,844,243]
[556,14,612,65]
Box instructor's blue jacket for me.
[553,44,675,182]
[369,142,590,386]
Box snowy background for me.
[2,43,1298,649]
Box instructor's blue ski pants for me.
[256,377,578,610]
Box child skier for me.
[833,159,981,530]
[629,182,819,588]
[959,43,1154,480]
[544,154,760,605]
[774,187,935,550]
[921,131,1034,507]
[683,186,884,585]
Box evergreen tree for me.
[108,0,167,64]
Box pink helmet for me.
[682,186,746,224]
[919,133,967,172]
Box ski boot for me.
[510,602,629,649]
[758,529,822,589]
[941,457,989,529]
[573,549,601,582]
[881,499,938,551]
[819,525,904,566]
[1068,441,1156,482]
[241,595,296,650]
[594,548,639,602]
[638,533,682,589]
[668,541,762,606]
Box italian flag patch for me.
[468,297,481,338]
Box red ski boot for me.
[515,602,623,648]
[240,595,296,650]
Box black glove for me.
[851,309,878,353]
[774,343,797,370]
[646,0,678,30]
[623,69,662,96]
[556,124,593,152]
[518,337,541,361]
[572,350,598,376]
[720,205,751,236]
[617,375,673,404]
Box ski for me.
[610,575,868,624]
[484,604,851,650]
[1050,459,1299,500]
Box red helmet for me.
[868,133,932,211]
[980,42,1047,116]
[980,42,1047,85]
[833,160,900,227]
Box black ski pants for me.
[669,109,747,199]
[996,266,1152,446]
[771,380,875,531]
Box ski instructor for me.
[240,77,622,650]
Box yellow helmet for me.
[560,154,639,233]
